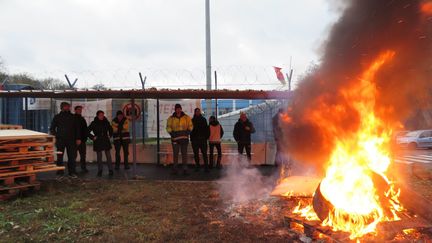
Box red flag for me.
[273,66,286,84]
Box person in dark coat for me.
[233,112,255,161]
[208,116,224,169]
[273,108,288,167]
[88,110,114,177]
[50,102,81,177]
[112,110,130,170]
[74,105,89,173]
[190,108,210,172]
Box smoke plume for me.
[284,0,432,170]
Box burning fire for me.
[277,51,405,239]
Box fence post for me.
[24,97,28,129]
[156,99,160,165]
[131,98,137,175]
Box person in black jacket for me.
[50,102,81,177]
[233,112,256,162]
[74,106,89,173]
[190,108,210,172]
[111,111,130,170]
[88,110,114,177]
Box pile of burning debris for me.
[258,0,432,241]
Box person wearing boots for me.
[208,116,224,169]
[190,108,210,172]
[74,105,89,173]
[50,102,81,178]
[166,104,193,175]
[112,110,130,170]
[88,110,114,177]
[233,112,256,162]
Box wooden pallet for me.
[0,142,54,153]
[0,129,62,200]
[0,124,23,130]
[0,174,37,186]
[0,182,41,200]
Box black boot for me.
[109,170,114,176]
[97,170,102,177]
[216,157,222,169]
[124,162,130,170]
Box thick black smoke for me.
[284,0,432,171]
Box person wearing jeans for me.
[112,110,130,170]
[166,104,193,175]
[208,116,224,169]
[88,110,114,177]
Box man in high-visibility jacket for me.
[112,110,130,170]
[166,104,193,175]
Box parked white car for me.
[396,130,432,149]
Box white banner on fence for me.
[22,98,51,110]
[55,99,113,125]
[147,99,201,138]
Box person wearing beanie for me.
[50,102,81,178]
[88,110,114,177]
[190,108,210,172]
[208,115,224,169]
[166,103,193,175]
[111,110,130,170]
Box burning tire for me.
[312,172,390,223]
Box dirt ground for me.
[1,170,432,243]
[0,178,300,243]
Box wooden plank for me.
[0,124,23,130]
[0,166,63,178]
[0,154,54,163]
[0,174,36,186]
[0,142,54,150]
[0,129,53,140]
[0,182,41,192]
[0,150,53,157]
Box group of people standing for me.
[50,102,130,178]
[50,101,257,177]
[166,103,255,175]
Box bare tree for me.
[91,83,107,90]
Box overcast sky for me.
[0,0,338,89]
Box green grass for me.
[0,179,293,242]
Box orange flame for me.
[282,51,404,240]
[421,1,432,15]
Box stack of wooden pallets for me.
[0,128,64,200]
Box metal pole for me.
[131,98,137,174]
[156,99,160,165]
[139,73,147,144]
[214,70,218,119]
[205,0,213,116]
[24,97,28,129]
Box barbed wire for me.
[6,65,296,90]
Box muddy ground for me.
[0,178,301,243]
[1,172,432,242]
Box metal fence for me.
[0,90,291,166]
